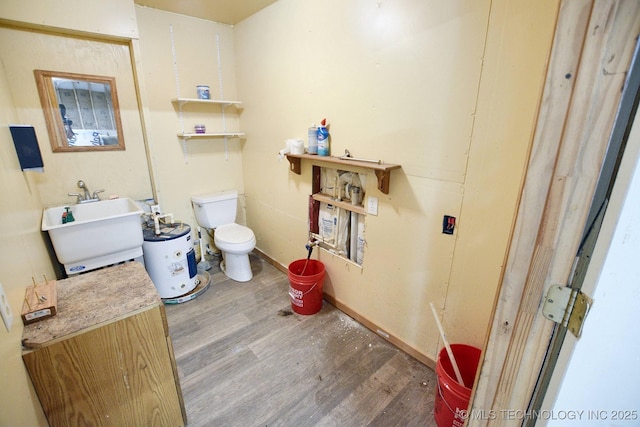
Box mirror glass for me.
[34,70,125,152]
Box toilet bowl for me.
[191,190,256,282]
[214,223,256,282]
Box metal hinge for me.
[542,285,593,338]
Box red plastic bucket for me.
[434,344,481,427]
[288,259,325,315]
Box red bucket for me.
[288,259,325,315]
[434,344,481,427]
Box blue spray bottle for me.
[317,118,329,156]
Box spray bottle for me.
[317,118,329,156]
[308,124,318,155]
[65,207,75,223]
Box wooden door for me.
[469,1,640,425]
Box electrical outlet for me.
[443,215,456,234]
[0,282,14,332]
[150,204,161,215]
[367,196,378,216]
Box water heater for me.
[142,222,197,299]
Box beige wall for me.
[135,6,245,231]
[0,6,244,424]
[0,29,153,206]
[447,0,559,349]
[235,0,559,360]
[0,60,50,427]
[0,3,151,425]
[0,0,138,39]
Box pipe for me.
[350,212,358,262]
[340,149,382,164]
[300,239,319,276]
[153,212,174,235]
[197,227,211,270]
[306,239,319,258]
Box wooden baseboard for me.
[253,248,436,370]
[253,247,288,274]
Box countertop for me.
[22,262,161,349]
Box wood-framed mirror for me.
[34,70,125,152]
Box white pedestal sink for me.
[42,198,144,274]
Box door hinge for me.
[542,285,592,338]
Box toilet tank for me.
[191,190,238,229]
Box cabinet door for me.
[23,307,184,426]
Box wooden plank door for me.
[469,1,640,425]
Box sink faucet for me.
[68,180,104,204]
[78,180,91,201]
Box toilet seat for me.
[214,223,256,254]
[215,223,254,243]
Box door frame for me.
[528,30,640,419]
[468,1,640,425]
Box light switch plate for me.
[367,196,378,216]
[0,282,14,332]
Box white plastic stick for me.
[199,227,205,261]
[430,302,465,386]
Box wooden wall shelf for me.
[171,98,243,109]
[171,98,244,143]
[177,132,245,139]
[285,153,401,194]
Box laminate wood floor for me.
[164,254,438,427]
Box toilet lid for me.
[215,223,254,244]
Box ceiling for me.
[133,0,278,25]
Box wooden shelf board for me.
[172,98,243,108]
[178,132,245,139]
[312,193,366,215]
[286,153,399,171]
[286,153,401,194]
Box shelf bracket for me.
[287,156,301,174]
[375,170,391,194]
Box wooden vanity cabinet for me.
[22,262,186,426]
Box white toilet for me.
[191,190,256,282]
